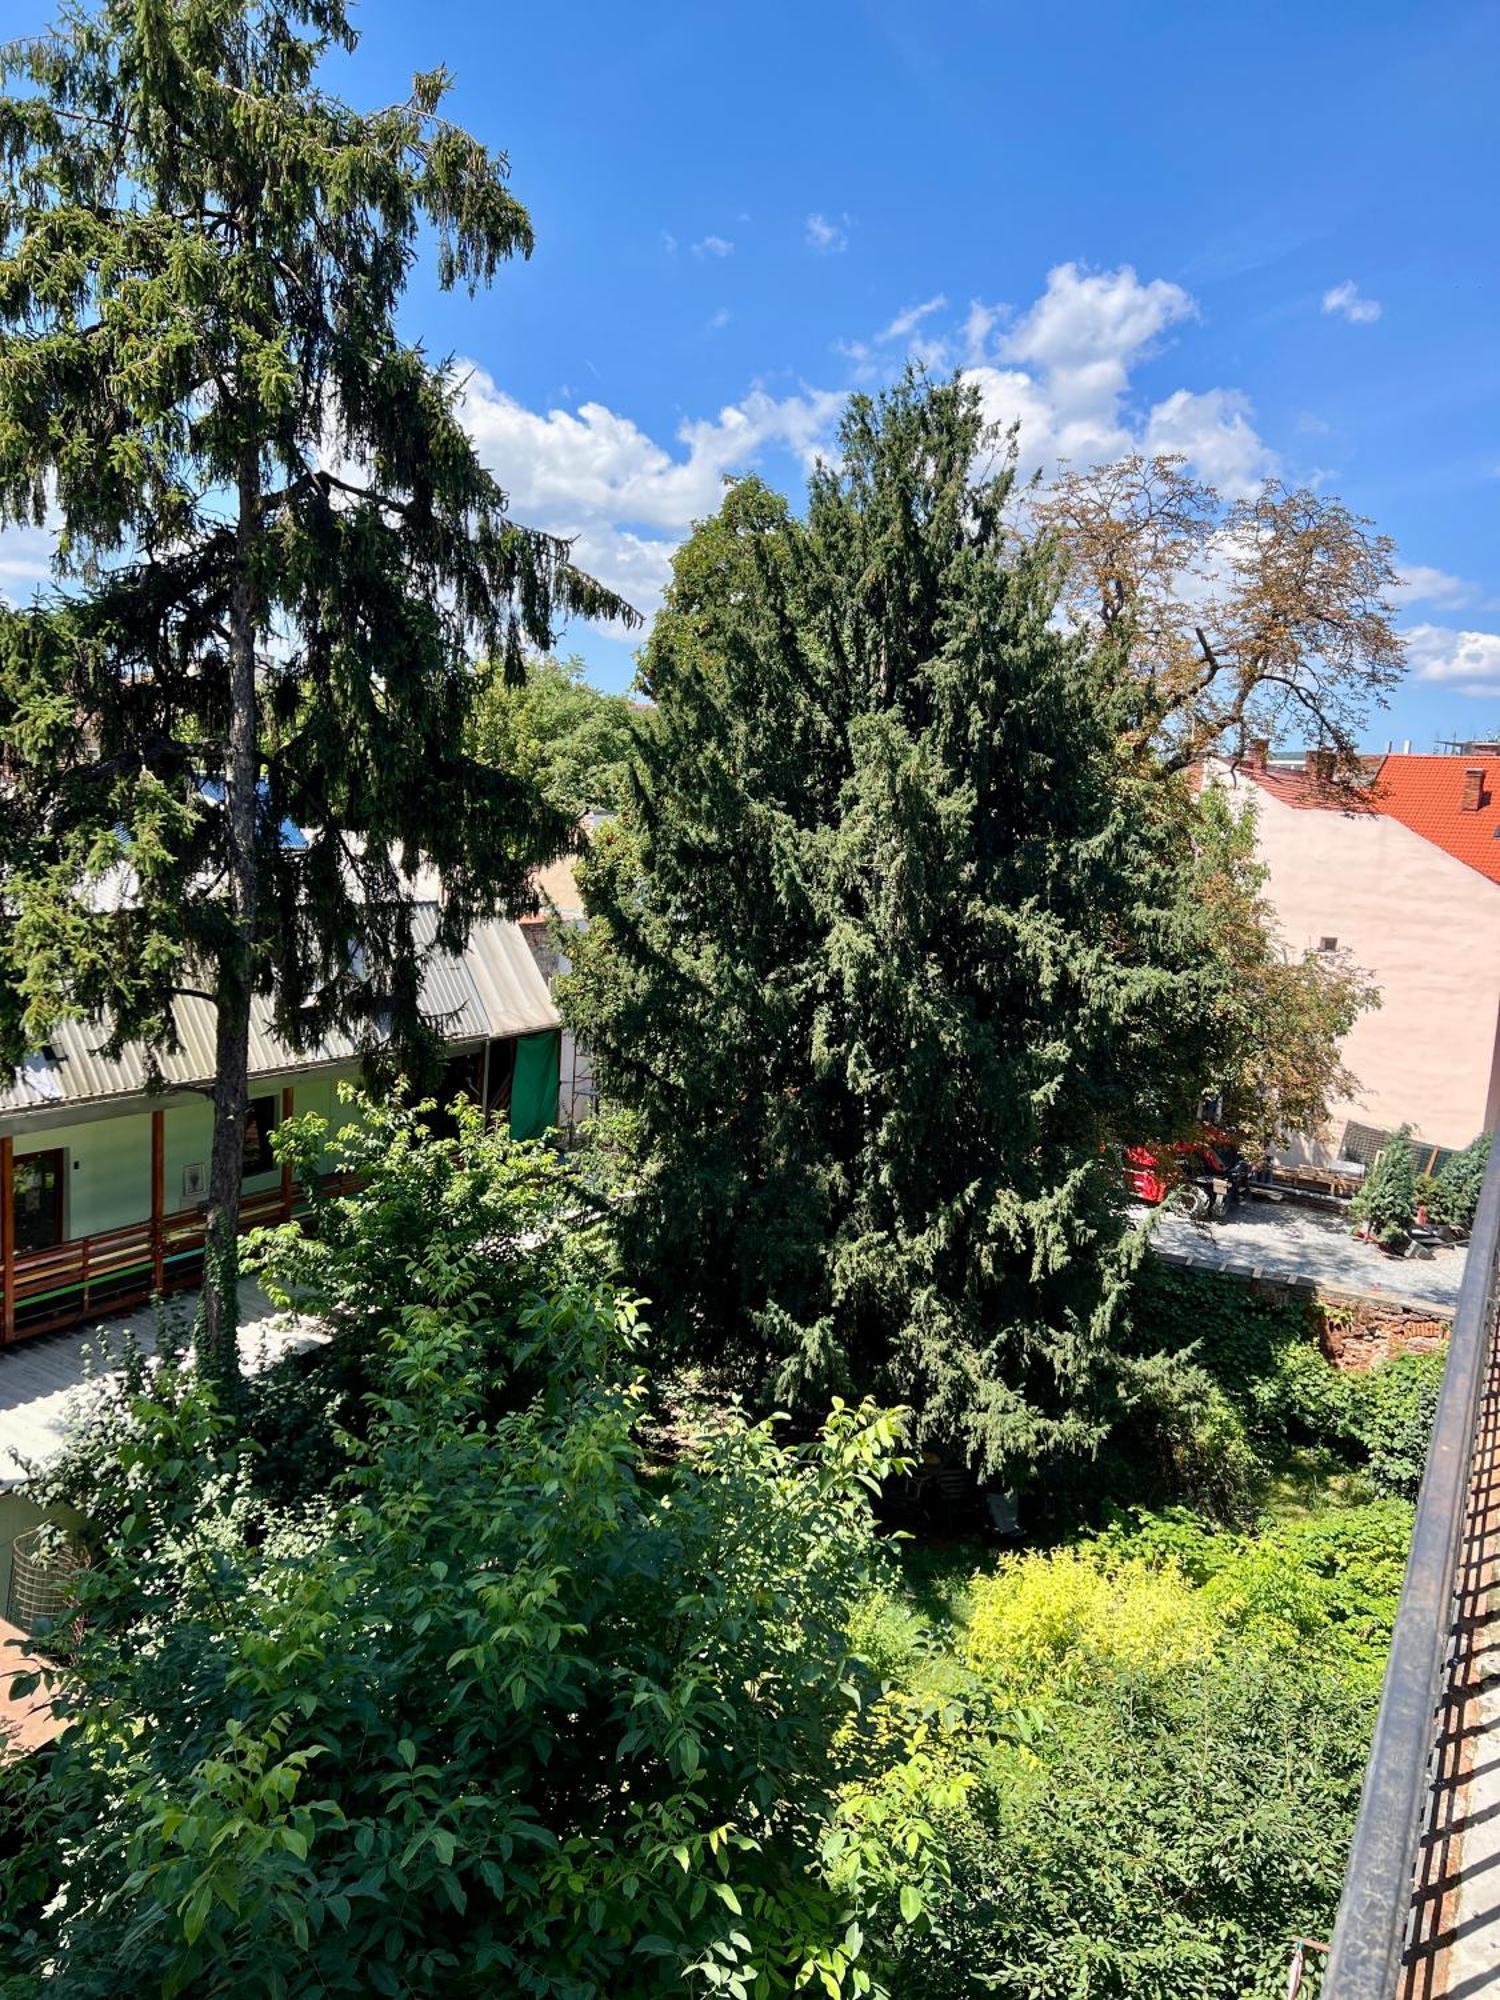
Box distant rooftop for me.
[1238,750,1500,886]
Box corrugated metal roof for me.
[464,918,562,1039]
[407,904,493,1044]
[0,906,558,1118]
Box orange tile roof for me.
[1242,753,1500,883]
[1240,764,1376,813]
[1367,754,1500,886]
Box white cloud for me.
[457,366,844,621]
[455,264,1285,630]
[879,294,948,343]
[692,234,734,259]
[1002,262,1196,408]
[805,211,849,254]
[960,299,1004,366]
[1322,279,1381,325]
[960,263,1208,479]
[1405,624,1500,695]
[1145,387,1275,498]
[708,307,732,331]
[448,261,1471,646]
[1398,563,1481,610]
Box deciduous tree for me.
[0,0,629,1383]
[0,1102,906,1997]
[1032,453,1403,774]
[469,652,649,820]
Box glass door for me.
[13,1148,65,1253]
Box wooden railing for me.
[0,1174,358,1346]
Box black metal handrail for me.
[1323,1132,1500,1998]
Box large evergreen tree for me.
[0,0,628,1380]
[564,374,1220,1483]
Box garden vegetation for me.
[0,1101,1441,1997]
[0,5,1444,1994]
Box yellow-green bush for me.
[963,1548,1220,1689]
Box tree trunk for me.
[198,446,261,1393]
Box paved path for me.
[0,1279,320,1485]
[1141,1197,1469,1315]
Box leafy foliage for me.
[0,0,629,1375]
[1350,1127,1418,1249]
[1110,1259,1443,1513]
[564,372,1223,1484]
[836,1508,1397,2000]
[0,1107,907,1998]
[1094,1500,1412,1682]
[3,1109,1430,1995]
[1351,1350,1444,1501]
[470,653,651,821]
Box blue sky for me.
[9,0,1500,746]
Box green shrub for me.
[1112,1262,1362,1519]
[846,1589,934,1690]
[964,1548,1219,1689]
[1093,1499,1409,1684]
[1350,1349,1445,1499]
[1253,1335,1359,1447]
[1349,1127,1417,1249]
[1431,1134,1492,1232]
[2,1103,912,2000]
[1106,1351,1264,1523]
[840,1507,1404,1997]
[857,1646,1370,2000]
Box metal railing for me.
[1323,1132,1500,1998]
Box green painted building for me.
[0,907,562,1345]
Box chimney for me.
[1304,748,1336,784]
[1462,766,1486,813]
[1246,736,1270,771]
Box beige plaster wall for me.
[1216,765,1500,1155]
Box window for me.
[1318,936,1338,953]
[242,1095,278,1178]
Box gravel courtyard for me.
[1140,1195,1470,1314]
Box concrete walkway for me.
[0,1279,320,1485]
[1141,1197,1469,1315]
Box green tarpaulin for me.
[509,1029,561,1141]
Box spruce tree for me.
[564,374,1220,1484]
[1351,1128,1418,1250]
[1433,1132,1492,1233]
[0,0,628,1382]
